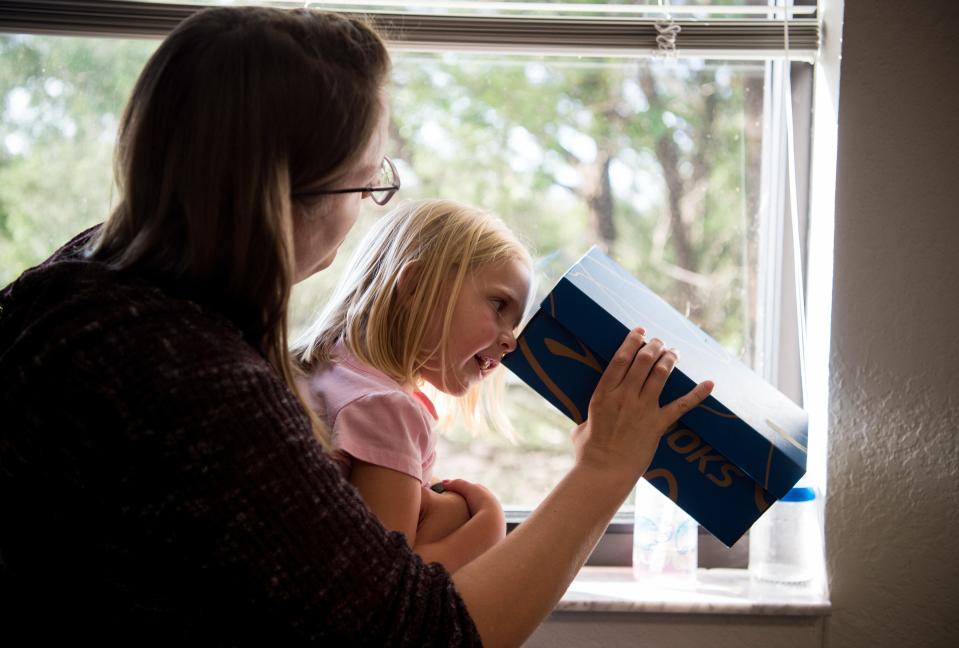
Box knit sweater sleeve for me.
[0,263,482,645]
[134,323,478,644]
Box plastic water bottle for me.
[632,480,697,583]
[749,486,820,584]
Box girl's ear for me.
[395,259,421,301]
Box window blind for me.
[0,1,818,60]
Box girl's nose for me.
[499,329,517,355]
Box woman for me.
[0,7,712,646]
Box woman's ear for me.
[395,259,421,301]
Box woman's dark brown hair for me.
[91,7,391,446]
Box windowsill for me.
[555,567,831,616]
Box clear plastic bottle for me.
[632,480,697,583]
[749,486,819,584]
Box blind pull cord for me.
[782,1,809,407]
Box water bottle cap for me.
[781,486,816,502]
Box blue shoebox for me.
[504,248,808,547]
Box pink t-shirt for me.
[301,341,438,484]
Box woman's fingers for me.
[621,337,666,394]
[593,326,713,421]
[638,347,678,402]
[577,326,716,483]
[662,380,715,423]
[593,327,646,396]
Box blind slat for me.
[0,1,818,59]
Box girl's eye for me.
[490,298,506,312]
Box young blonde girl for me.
[294,198,532,572]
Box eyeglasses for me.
[295,156,401,206]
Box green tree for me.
[0,35,157,285]
[382,52,765,503]
[387,53,761,353]
[0,35,766,505]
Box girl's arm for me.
[451,330,714,648]
[349,462,505,573]
[417,487,471,544]
[413,481,505,570]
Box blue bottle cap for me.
[781,486,816,502]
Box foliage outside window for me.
[0,17,808,509]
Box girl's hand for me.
[417,487,470,545]
[573,327,713,485]
[439,479,501,517]
[436,479,506,547]
[411,479,504,571]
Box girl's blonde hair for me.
[89,8,390,448]
[294,199,531,428]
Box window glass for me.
[292,51,775,506]
[0,35,157,283]
[0,33,804,509]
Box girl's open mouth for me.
[475,355,500,372]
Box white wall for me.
[825,1,959,646]
[531,1,959,645]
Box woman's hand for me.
[573,327,713,486]
[451,329,712,645]
[452,328,713,646]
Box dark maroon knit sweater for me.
[0,229,481,646]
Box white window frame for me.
[0,0,828,572]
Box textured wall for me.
[826,1,959,647]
